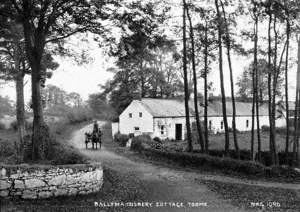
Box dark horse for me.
[85,130,102,150]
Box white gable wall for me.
[119,100,154,135]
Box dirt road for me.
[69,123,247,212]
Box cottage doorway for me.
[175,124,182,140]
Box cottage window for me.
[221,121,223,130]
[246,120,249,128]
[134,127,140,131]
[129,113,132,118]
[139,112,142,117]
[160,125,166,135]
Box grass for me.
[0,129,19,164]
[164,131,288,153]
[0,120,91,165]
[199,179,300,211]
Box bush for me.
[49,139,88,165]
[10,120,32,131]
[256,151,295,166]
[139,146,300,180]
[0,140,15,157]
[153,137,161,143]
[48,118,69,135]
[65,107,93,124]
[131,134,151,152]
[114,133,129,147]
[261,125,270,131]
[205,149,252,161]
[0,122,6,130]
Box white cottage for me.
[112,98,287,140]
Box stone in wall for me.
[38,191,52,199]
[14,180,25,189]
[25,179,46,189]
[0,180,11,190]
[48,174,67,186]
[22,190,37,199]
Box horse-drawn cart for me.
[85,130,102,150]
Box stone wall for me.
[0,162,103,199]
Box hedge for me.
[114,133,129,147]
[130,134,151,152]
[135,143,300,181]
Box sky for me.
[0,0,298,103]
[0,34,115,102]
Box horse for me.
[85,130,102,150]
[84,132,92,149]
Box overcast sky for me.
[0,0,298,103]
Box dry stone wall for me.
[0,163,103,199]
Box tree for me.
[215,0,230,155]
[236,59,283,101]
[87,93,117,120]
[194,6,217,153]
[183,0,193,152]
[220,0,239,156]
[186,3,205,152]
[1,0,118,160]
[68,92,82,107]
[0,20,28,149]
[0,95,14,116]
[294,36,300,166]
[102,2,183,114]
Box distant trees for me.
[43,85,84,111]
[0,95,14,116]
[1,0,119,160]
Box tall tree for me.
[215,0,230,155]
[294,36,300,165]
[220,0,239,156]
[194,6,217,153]
[186,3,205,152]
[253,1,262,162]
[283,0,291,159]
[183,0,193,152]
[0,21,28,150]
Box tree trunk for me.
[251,63,255,161]
[220,0,239,157]
[294,37,300,166]
[267,12,275,165]
[204,21,209,153]
[186,5,205,152]
[182,0,193,152]
[254,15,261,162]
[22,21,48,161]
[15,58,26,161]
[285,18,290,161]
[272,17,279,166]
[215,0,230,155]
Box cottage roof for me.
[140,98,193,117]
[139,98,271,117]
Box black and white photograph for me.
[0,0,300,211]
